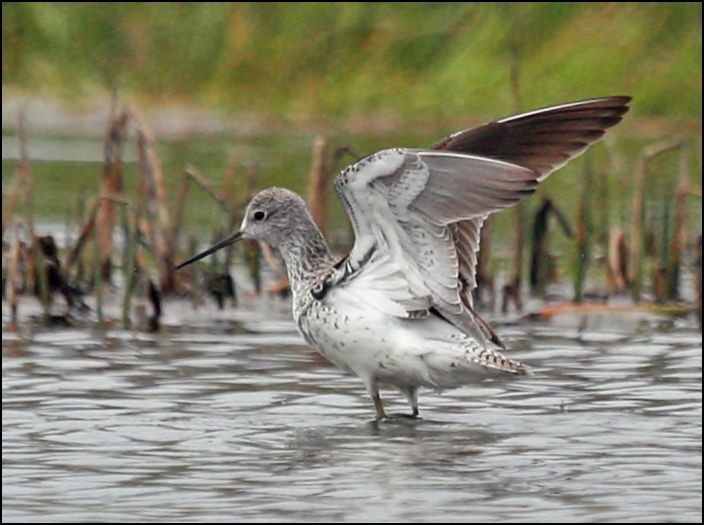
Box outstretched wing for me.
[331,96,631,346]
[431,96,632,343]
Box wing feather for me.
[431,96,631,180]
[333,96,631,346]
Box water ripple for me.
[3,318,702,522]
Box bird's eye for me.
[253,210,267,221]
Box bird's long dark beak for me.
[175,231,244,270]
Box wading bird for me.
[177,96,631,419]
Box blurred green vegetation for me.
[2,3,701,300]
[2,2,702,122]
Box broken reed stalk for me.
[132,104,174,294]
[7,221,22,324]
[529,198,574,298]
[223,213,240,271]
[166,170,192,259]
[1,171,23,241]
[529,199,552,298]
[64,195,128,272]
[608,227,629,293]
[17,110,35,239]
[629,153,646,303]
[74,192,87,283]
[171,165,241,284]
[32,236,52,320]
[549,198,574,239]
[240,163,262,294]
[308,136,330,238]
[63,198,103,272]
[92,238,104,329]
[595,152,611,251]
[18,112,41,315]
[665,144,691,300]
[654,189,671,303]
[5,109,38,313]
[15,111,51,319]
[184,166,232,214]
[63,208,74,269]
[603,138,630,293]
[306,137,359,244]
[222,157,241,270]
[122,202,141,330]
[219,157,262,272]
[573,157,593,303]
[95,100,128,284]
[629,140,683,302]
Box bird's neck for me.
[277,221,335,298]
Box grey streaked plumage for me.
[177,96,631,419]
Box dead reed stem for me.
[665,144,691,299]
[64,196,127,272]
[92,238,104,329]
[1,172,23,241]
[32,237,51,319]
[166,170,192,259]
[7,222,22,324]
[308,136,330,237]
[184,165,232,214]
[95,100,129,283]
[122,191,143,330]
[64,198,103,272]
[573,158,593,303]
[306,138,359,247]
[528,198,573,298]
[608,227,629,293]
[529,200,551,298]
[221,158,241,270]
[629,140,683,302]
[132,104,174,293]
[18,110,35,239]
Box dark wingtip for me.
[429,95,633,178]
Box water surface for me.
[3,300,701,522]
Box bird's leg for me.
[373,394,387,420]
[369,382,387,419]
[400,387,420,418]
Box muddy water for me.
[2,301,702,522]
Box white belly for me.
[295,286,495,390]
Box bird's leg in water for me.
[370,383,387,419]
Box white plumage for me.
[177,96,631,418]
